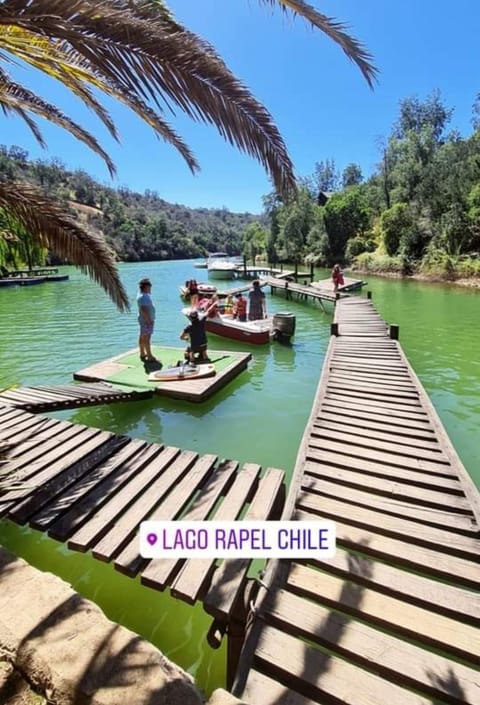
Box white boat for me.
[205,312,296,345]
[207,252,238,280]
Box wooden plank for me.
[252,626,433,705]
[4,421,89,470]
[296,493,480,560]
[171,463,262,604]
[312,546,480,624]
[31,439,147,540]
[0,415,59,443]
[263,589,480,705]
[8,435,128,524]
[308,436,454,475]
[203,467,285,620]
[296,509,480,590]
[286,563,480,664]
[141,460,238,591]
[327,386,423,407]
[301,476,474,531]
[329,363,411,378]
[322,396,431,422]
[110,453,219,574]
[92,448,201,564]
[325,391,427,414]
[328,379,419,398]
[1,427,102,500]
[45,442,165,539]
[0,417,57,449]
[305,447,464,486]
[240,670,320,705]
[329,371,415,388]
[310,426,446,462]
[314,411,436,441]
[304,462,470,512]
[68,448,203,554]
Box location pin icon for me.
[147,533,158,546]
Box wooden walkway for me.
[234,296,480,704]
[0,404,285,639]
[265,276,341,307]
[0,382,153,412]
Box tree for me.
[323,186,371,263]
[342,163,363,188]
[313,159,340,193]
[0,0,375,308]
[394,91,452,144]
[380,203,412,256]
[242,222,268,262]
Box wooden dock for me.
[234,296,480,704]
[74,346,252,403]
[0,403,285,662]
[234,265,312,281]
[265,275,341,307]
[0,382,152,413]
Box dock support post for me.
[330,322,339,336]
[310,261,314,280]
[367,290,372,299]
[225,579,256,690]
[389,324,399,340]
[243,255,247,277]
[285,281,291,300]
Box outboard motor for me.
[272,312,296,343]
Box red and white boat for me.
[206,312,297,345]
[205,314,273,344]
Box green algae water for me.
[1,261,479,695]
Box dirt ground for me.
[0,663,46,705]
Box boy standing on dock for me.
[137,278,158,362]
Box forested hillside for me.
[263,92,480,281]
[0,145,259,265]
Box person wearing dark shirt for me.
[180,309,210,363]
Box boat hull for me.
[207,267,236,280]
[205,316,271,344]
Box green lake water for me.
[0,260,479,696]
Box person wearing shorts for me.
[137,278,158,362]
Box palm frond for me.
[257,0,378,88]
[0,0,297,197]
[0,181,130,312]
[0,69,116,176]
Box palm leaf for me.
[0,181,130,312]
[0,69,116,175]
[258,0,378,88]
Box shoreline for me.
[350,268,480,289]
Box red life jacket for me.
[236,296,247,315]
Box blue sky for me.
[2,0,480,212]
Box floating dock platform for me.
[74,346,252,403]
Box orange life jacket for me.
[235,296,247,315]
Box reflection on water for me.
[1,261,479,697]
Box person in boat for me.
[223,294,234,315]
[234,292,247,321]
[180,308,211,364]
[137,277,159,362]
[187,279,199,306]
[331,264,345,293]
[198,294,220,318]
[248,279,266,320]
